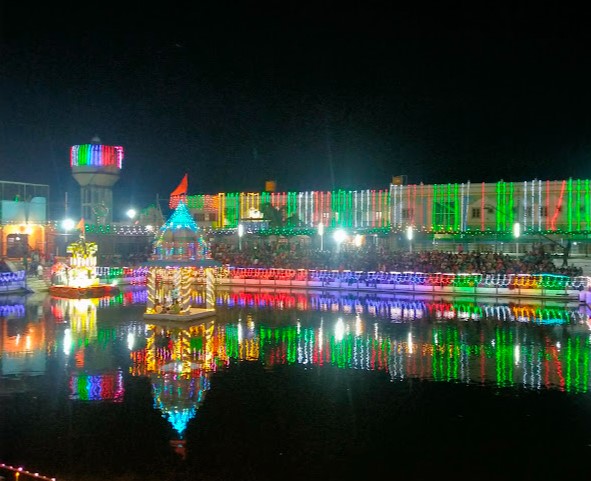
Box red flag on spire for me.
[169,174,188,207]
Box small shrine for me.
[50,235,118,298]
[143,201,219,321]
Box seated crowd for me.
[209,241,584,277]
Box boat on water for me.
[49,233,121,299]
[49,284,119,299]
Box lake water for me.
[1,288,591,481]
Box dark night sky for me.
[1,2,591,218]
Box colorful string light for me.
[70,144,123,169]
[166,178,591,234]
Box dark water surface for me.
[1,288,591,481]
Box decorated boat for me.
[50,233,119,299]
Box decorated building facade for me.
[163,178,591,254]
[171,178,591,235]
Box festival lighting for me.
[70,144,124,169]
[0,271,26,291]
[220,267,588,291]
[160,201,198,232]
[69,371,124,402]
[162,177,591,236]
[0,464,56,481]
[63,239,99,288]
[164,305,589,393]
[0,302,25,318]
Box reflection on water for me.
[1,289,590,396]
[1,288,591,478]
[207,289,588,324]
[130,320,226,439]
[210,301,591,394]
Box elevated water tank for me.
[70,139,124,224]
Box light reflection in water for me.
[130,320,228,438]
[2,290,591,424]
[189,289,591,393]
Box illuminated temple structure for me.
[144,201,219,319]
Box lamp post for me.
[333,228,347,253]
[238,223,244,251]
[318,222,324,251]
[513,222,521,256]
[126,208,137,222]
[406,225,414,253]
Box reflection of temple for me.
[130,320,229,457]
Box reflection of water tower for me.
[70,137,123,224]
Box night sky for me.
[1,2,591,217]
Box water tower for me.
[70,137,123,224]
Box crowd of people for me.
[1,238,584,278]
[209,240,584,277]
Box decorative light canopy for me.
[153,201,211,261]
[160,201,198,232]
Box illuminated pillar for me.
[146,267,156,312]
[172,267,183,313]
[180,267,192,314]
[205,268,215,309]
